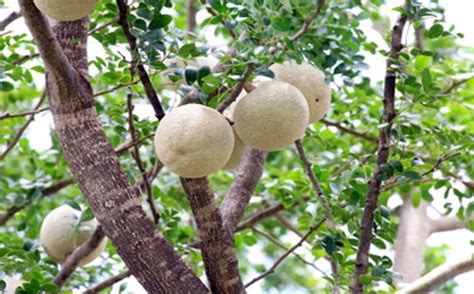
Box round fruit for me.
[233,80,309,151]
[223,128,246,170]
[33,0,97,21]
[40,205,107,266]
[154,104,234,178]
[270,61,331,123]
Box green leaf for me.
[0,280,6,290]
[422,69,432,92]
[404,171,421,180]
[428,23,444,39]
[257,68,275,78]
[149,14,172,30]
[185,68,198,85]
[412,193,421,207]
[177,44,196,58]
[421,189,434,202]
[41,284,58,292]
[66,200,82,211]
[197,66,211,85]
[0,81,14,91]
[79,207,95,223]
[389,160,404,172]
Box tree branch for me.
[216,64,255,113]
[398,257,474,293]
[0,11,22,31]
[84,270,131,294]
[351,3,409,292]
[321,118,378,143]
[53,226,106,288]
[430,216,471,234]
[220,147,266,233]
[115,0,165,120]
[181,177,245,293]
[245,219,325,288]
[0,91,47,160]
[186,0,198,32]
[290,0,326,41]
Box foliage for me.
[0,0,472,293]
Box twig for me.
[0,11,22,31]
[186,0,198,32]
[199,0,237,39]
[290,0,326,41]
[252,227,329,278]
[116,0,166,120]
[84,270,132,294]
[245,219,325,288]
[93,80,141,97]
[321,118,378,143]
[216,64,255,113]
[0,91,47,160]
[236,196,311,231]
[441,77,473,95]
[0,107,50,121]
[127,93,160,224]
[88,18,119,36]
[351,3,409,292]
[294,139,334,226]
[398,257,474,293]
[53,226,106,288]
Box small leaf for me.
[149,14,172,30]
[0,280,6,290]
[0,81,14,91]
[428,23,443,38]
[79,207,95,223]
[389,160,404,172]
[66,200,82,211]
[197,66,211,85]
[404,171,421,180]
[185,68,198,85]
[177,44,196,58]
[257,68,275,78]
[422,69,432,92]
[41,284,58,292]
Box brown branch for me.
[0,107,49,121]
[12,53,39,66]
[93,80,141,97]
[398,257,474,293]
[321,118,378,143]
[53,226,106,288]
[295,139,334,226]
[0,11,22,31]
[441,76,473,95]
[0,91,47,160]
[88,18,119,36]
[220,147,266,233]
[115,0,165,120]
[236,196,311,231]
[84,270,132,294]
[186,0,198,32]
[351,3,409,292]
[115,133,155,156]
[245,219,325,288]
[216,64,255,113]
[181,177,245,293]
[199,0,237,39]
[127,93,159,224]
[290,0,326,41]
[429,216,472,234]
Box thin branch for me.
[252,227,329,278]
[216,64,255,113]
[93,79,141,97]
[429,216,472,234]
[0,11,22,31]
[441,76,473,95]
[84,270,132,294]
[199,0,237,39]
[53,226,106,288]
[186,0,198,32]
[351,3,409,292]
[88,18,119,36]
[127,93,159,224]
[321,118,378,143]
[0,107,49,121]
[236,196,310,231]
[294,139,334,226]
[290,0,326,41]
[0,91,47,160]
[115,0,165,120]
[245,219,325,288]
[398,257,474,293]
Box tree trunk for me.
[394,197,431,283]
[19,1,208,292]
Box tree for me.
[0,0,473,293]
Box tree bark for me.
[394,198,431,283]
[19,1,207,292]
[181,178,245,293]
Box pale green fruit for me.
[154,104,234,178]
[40,205,107,266]
[233,81,309,151]
[33,0,97,21]
[270,61,331,123]
[223,128,246,170]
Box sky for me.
[0,0,473,293]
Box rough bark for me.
[394,198,431,283]
[220,147,266,233]
[351,4,409,292]
[19,1,207,292]
[398,257,474,293]
[181,178,245,294]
